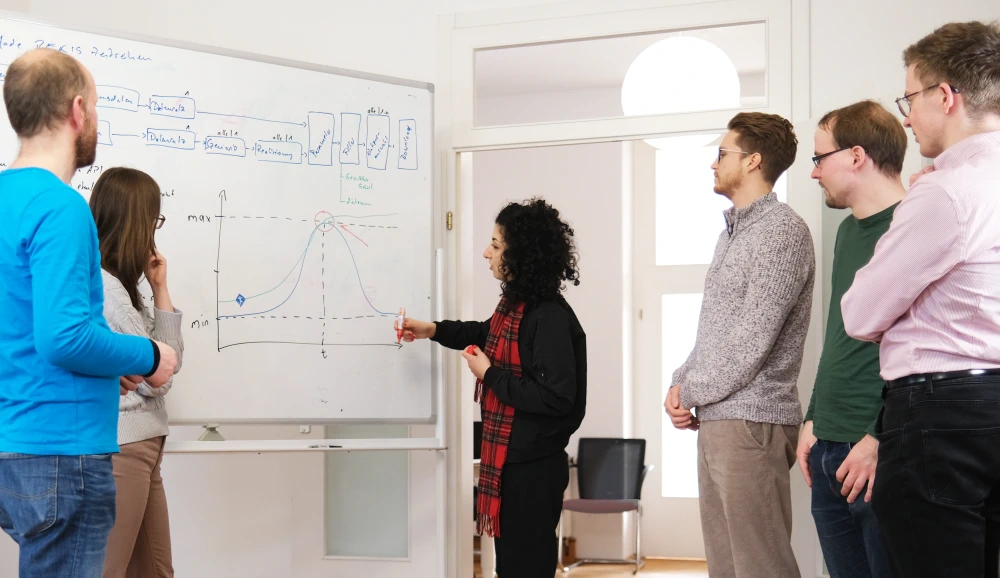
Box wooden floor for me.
[474,558,708,577]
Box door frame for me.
[436,1,821,576]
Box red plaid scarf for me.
[475,297,524,538]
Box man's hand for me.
[909,165,936,187]
[796,420,818,488]
[145,341,178,388]
[837,434,879,504]
[120,375,142,396]
[664,385,699,431]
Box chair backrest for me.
[575,438,647,500]
[473,421,483,461]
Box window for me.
[474,23,766,127]
[655,142,788,266]
[660,293,703,498]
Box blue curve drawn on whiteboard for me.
[330,218,391,316]
[218,213,395,318]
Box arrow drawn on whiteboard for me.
[198,111,307,127]
[219,341,402,350]
[339,224,368,247]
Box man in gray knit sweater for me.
[665,112,815,578]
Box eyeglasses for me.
[155,215,166,229]
[717,148,751,163]
[812,147,852,167]
[895,83,960,117]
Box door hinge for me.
[446,211,453,231]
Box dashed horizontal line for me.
[221,315,390,320]
[213,215,398,229]
[335,222,398,229]
[220,215,310,222]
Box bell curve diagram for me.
[213,192,407,353]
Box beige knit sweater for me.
[101,270,184,445]
[672,193,815,426]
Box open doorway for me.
[445,3,819,576]
[462,131,814,578]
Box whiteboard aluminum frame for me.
[0,10,441,430]
[0,10,433,93]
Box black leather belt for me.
[886,368,1000,389]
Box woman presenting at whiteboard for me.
[398,198,586,578]
[90,168,185,578]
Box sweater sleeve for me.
[101,277,179,398]
[804,391,816,422]
[842,181,963,343]
[23,190,153,377]
[139,306,184,397]
[680,223,815,409]
[806,223,843,424]
[431,319,490,351]
[669,347,697,389]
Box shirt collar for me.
[934,131,1000,170]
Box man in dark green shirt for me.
[797,100,907,578]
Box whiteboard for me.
[0,14,435,424]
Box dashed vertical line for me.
[322,233,326,344]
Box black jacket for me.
[432,298,587,463]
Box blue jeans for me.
[809,439,892,578]
[0,453,117,578]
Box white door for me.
[631,126,823,575]
[439,1,815,574]
[633,137,713,558]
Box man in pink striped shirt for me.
[841,21,1000,578]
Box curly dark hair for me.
[494,198,580,304]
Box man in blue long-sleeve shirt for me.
[0,49,178,578]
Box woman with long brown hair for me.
[90,167,184,578]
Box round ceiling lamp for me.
[622,35,741,150]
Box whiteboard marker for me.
[396,307,406,343]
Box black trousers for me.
[873,375,1000,578]
[493,450,569,578]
